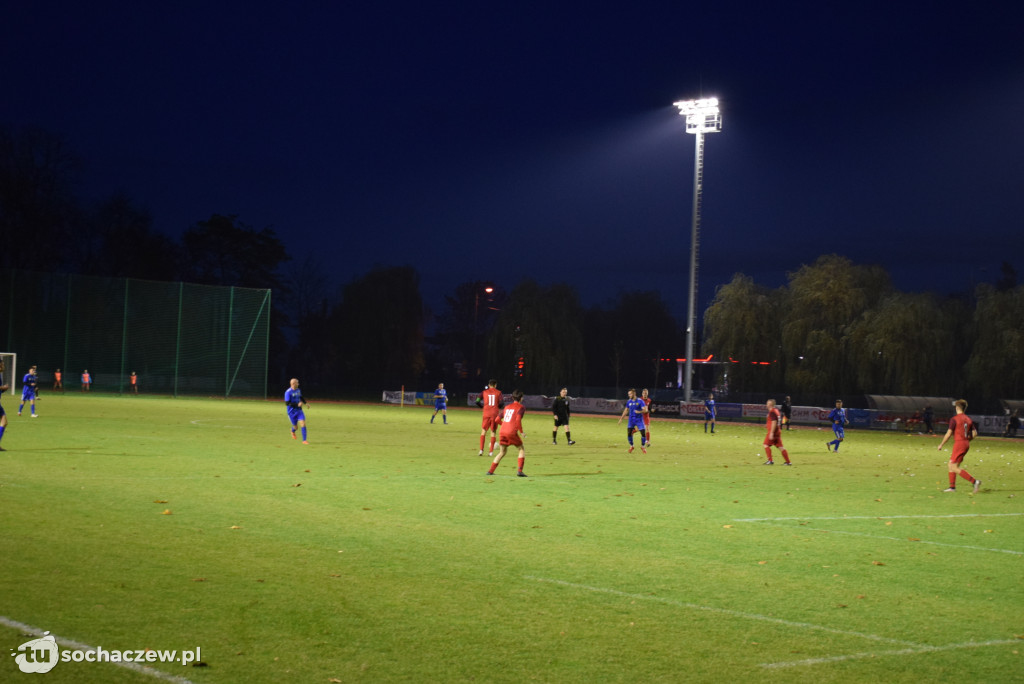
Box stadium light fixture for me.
[674,96,722,402]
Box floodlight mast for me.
[673,98,721,402]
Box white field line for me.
[734,513,1024,556]
[0,616,196,684]
[524,576,928,648]
[761,638,1021,669]
[752,522,1023,556]
[735,514,1024,522]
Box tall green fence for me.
[2,269,270,398]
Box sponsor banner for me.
[650,401,680,415]
[463,394,624,414]
[971,414,1011,436]
[682,402,745,418]
[382,390,427,405]
[569,397,624,414]
[466,392,516,407]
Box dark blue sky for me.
[4,2,1022,320]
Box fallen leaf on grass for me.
[872,561,885,566]
[230,525,242,529]
[292,483,302,487]
[723,525,733,529]
[192,578,206,582]
[758,561,768,565]
[907,537,921,541]
[161,509,172,515]
[884,521,893,526]
[153,500,168,504]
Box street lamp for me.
[673,97,721,402]
[473,284,495,378]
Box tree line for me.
[3,125,1020,405]
[703,254,1022,406]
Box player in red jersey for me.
[937,398,981,493]
[763,398,791,465]
[487,389,527,477]
[641,388,653,446]
[477,379,503,457]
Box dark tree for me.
[332,266,426,389]
[0,125,82,270]
[80,193,180,280]
[487,280,585,392]
[181,214,289,290]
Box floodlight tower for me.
[673,97,721,402]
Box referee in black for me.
[552,387,575,445]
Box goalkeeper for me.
[284,378,310,444]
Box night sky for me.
[5,2,1023,320]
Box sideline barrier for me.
[382,391,1014,435]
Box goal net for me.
[0,352,15,396]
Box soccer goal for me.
[0,352,15,395]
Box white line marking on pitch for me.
[524,576,927,648]
[0,616,197,684]
[761,638,1021,669]
[753,522,1023,556]
[735,513,1024,522]
[734,513,1024,556]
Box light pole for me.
[472,284,494,379]
[673,97,721,402]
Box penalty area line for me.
[754,522,1023,556]
[734,513,1024,522]
[524,576,926,648]
[761,638,1021,669]
[0,615,197,684]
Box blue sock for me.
[19,403,24,413]
[443,415,447,424]
[301,427,307,440]
[0,425,5,442]
[834,441,840,451]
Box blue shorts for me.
[833,425,845,440]
[434,402,446,411]
[22,389,36,401]
[628,418,646,431]
[287,408,306,424]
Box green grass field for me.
[2,394,1022,683]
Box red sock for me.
[764,447,773,461]
[517,456,525,471]
[949,472,957,486]
[490,437,496,452]
[959,469,975,483]
[782,449,790,464]
[480,435,485,450]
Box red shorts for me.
[950,443,970,464]
[482,415,500,431]
[764,435,784,448]
[500,434,522,447]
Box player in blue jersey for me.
[0,359,9,449]
[617,388,648,453]
[704,392,716,434]
[826,399,848,452]
[19,365,39,417]
[284,378,309,444]
[430,382,448,424]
